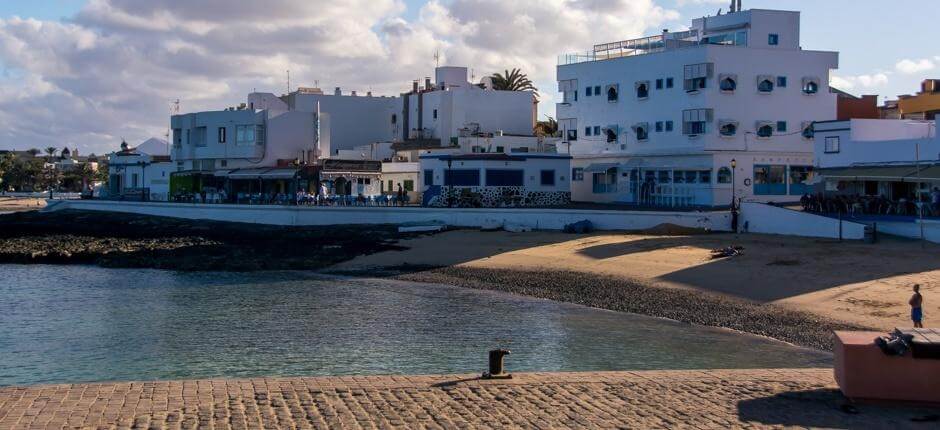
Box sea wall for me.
[44,200,732,232]
[739,202,867,239]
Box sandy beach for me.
[336,229,940,332]
[0,196,45,213]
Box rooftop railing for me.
[559,29,699,66]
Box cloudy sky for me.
[0,0,937,155]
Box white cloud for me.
[0,0,680,153]
[830,73,889,91]
[895,57,936,75]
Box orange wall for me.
[837,95,879,120]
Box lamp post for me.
[730,158,738,232]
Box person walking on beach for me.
[910,284,924,328]
[396,183,404,207]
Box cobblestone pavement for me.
[1,369,937,429]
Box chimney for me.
[737,0,742,12]
[729,0,735,12]
[413,80,419,93]
[351,90,357,96]
[366,91,372,97]
[425,77,432,91]
[334,87,342,96]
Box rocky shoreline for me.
[337,265,869,351]
[0,210,408,271]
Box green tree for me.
[44,146,57,161]
[0,152,13,191]
[490,68,538,93]
[26,148,40,157]
[534,116,559,137]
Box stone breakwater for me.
[0,210,408,271]
[387,267,868,351]
[1,370,935,429]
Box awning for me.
[818,165,923,180]
[226,168,298,179]
[584,163,619,173]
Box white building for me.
[556,8,837,207]
[814,118,940,199]
[107,140,174,201]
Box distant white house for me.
[814,118,940,199]
[107,139,174,201]
[556,7,837,207]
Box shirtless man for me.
[910,284,924,328]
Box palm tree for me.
[26,148,40,157]
[534,116,559,137]
[490,68,538,93]
[44,146,57,161]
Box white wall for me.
[46,200,732,232]
[291,93,400,151]
[739,202,866,239]
[815,119,940,168]
[419,154,571,193]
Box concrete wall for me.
[45,200,732,232]
[874,220,940,244]
[739,202,866,239]
[815,119,940,168]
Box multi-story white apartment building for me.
[556,8,838,207]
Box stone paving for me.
[1,369,937,429]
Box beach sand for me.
[336,229,940,331]
[0,196,46,212]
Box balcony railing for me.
[559,30,699,66]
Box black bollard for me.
[482,349,512,379]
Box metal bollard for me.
[482,349,512,379]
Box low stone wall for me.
[45,200,732,231]
[427,186,570,207]
[739,202,867,239]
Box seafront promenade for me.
[1,369,935,429]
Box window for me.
[700,170,712,184]
[572,168,584,181]
[719,121,738,137]
[754,165,786,195]
[509,147,529,153]
[433,109,438,119]
[658,170,671,184]
[824,136,840,153]
[192,127,207,147]
[485,169,523,186]
[735,31,747,46]
[633,123,649,141]
[605,126,618,143]
[777,76,787,88]
[683,63,713,92]
[403,180,414,191]
[802,78,819,94]
[665,121,674,132]
[444,169,480,186]
[606,84,619,102]
[768,34,779,46]
[236,125,255,146]
[594,85,601,96]
[789,166,814,195]
[585,126,591,136]
[635,81,649,99]
[585,86,592,96]
[719,75,737,92]
[757,76,775,93]
[776,121,787,133]
[801,122,815,139]
[173,128,182,147]
[567,129,578,141]
[495,146,504,153]
[717,167,732,184]
[756,123,774,138]
[655,121,664,132]
[218,127,226,143]
[593,126,601,136]
[682,109,712,135]
[391,114,397,124]
[387,180,393,191]
[540,170,555,186]
[666,77,674,88]
[656,79,664,89]
[255,125,265,146]
[424,169,434,186]
[131,173,139,188]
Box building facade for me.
[556,8,837,207]
[107,143,174,201]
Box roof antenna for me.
[433,49,440,68]
[729,0,735,12]
[286,70,291,94]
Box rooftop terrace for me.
[558,29,700,66]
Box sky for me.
[0,0,937,155]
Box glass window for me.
[424,169,434,186]
[674,171,686,184]
[594,85,601,95]
[720,122,737,136]
[567,129,578,141]
[403,180,414,191]
[758,78,774,93]
[486,169,524,187]
[607,85,619,102]
[444,169,480,186]
[777,76,787,88]
[593,126,601,135]
[754,165,787,195]
[657,170,671,183]
[636,82,649,98]
[666,77,674,88]
[585,86,592,96]
[777,121,787,132]
[768,34,779,45]
[665,121,674,132]
[803,80,819,94]
[572,168,584,181]
[585,127,591,136]
[655,121,663,132]
[218,127,226,143]
[700,170,711,184]
[788,166,814,195]
[656,79,663,89]
[720,77,737,92]
[433,109,438,119]
[717,167,732,184]
[236,125,255,146]
[635,125,648,141]
[540,170,555,186]
[757,124,774,138]
[824,136,840,153]
[735,31,747,46]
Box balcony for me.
[558,30,699,66]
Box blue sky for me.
[0,0,937,153]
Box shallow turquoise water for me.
[0,265,831,386]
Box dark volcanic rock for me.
[0,210,409,271]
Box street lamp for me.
[730,158,738,232]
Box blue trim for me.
[419,154,572,160]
